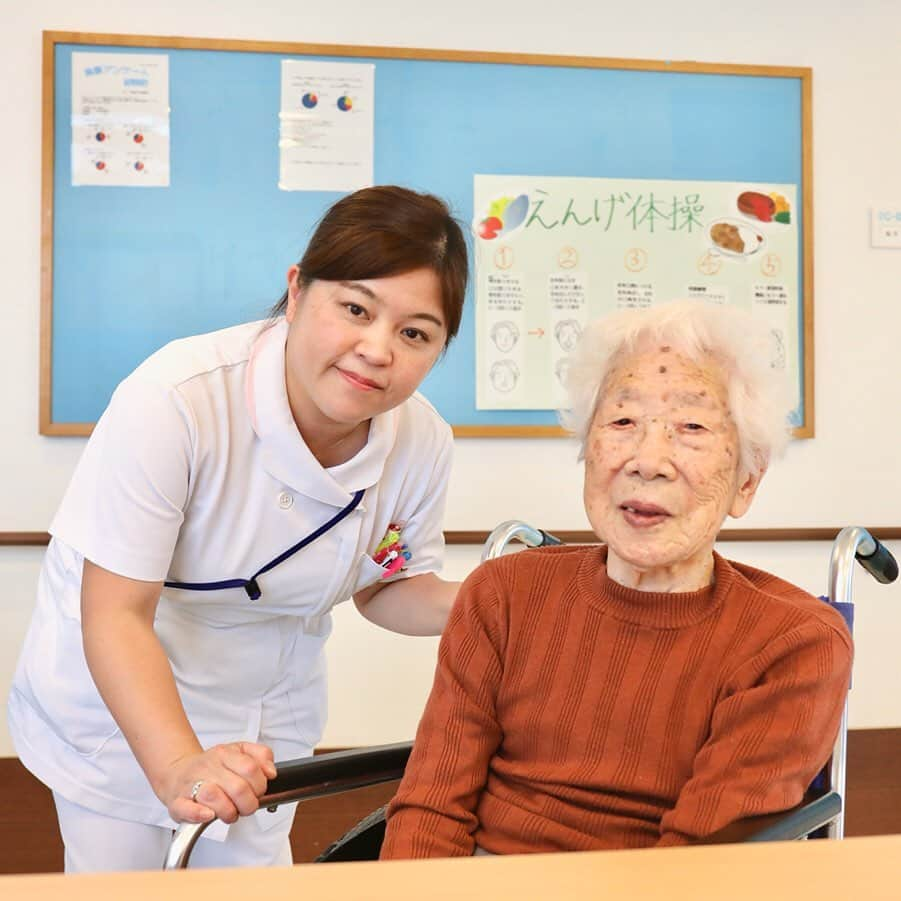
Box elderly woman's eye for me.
[682,422,706,432]
[611,417,633,427]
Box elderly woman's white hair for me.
[560,301,795,477]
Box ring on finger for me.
[190,780,205,802]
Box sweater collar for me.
[244,318,398,507]
[579,545,732,629]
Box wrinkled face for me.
[283,266,446,436]
[583,342,759,588]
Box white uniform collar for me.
[245,319,398,507]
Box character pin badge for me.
[373,522,411,578]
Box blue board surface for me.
[51,43,806,428]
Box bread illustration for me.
[711,222,745,253]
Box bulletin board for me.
[40,32,814,437]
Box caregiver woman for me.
[8,186,468,871]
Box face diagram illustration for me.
[770,328,786,369]
[489,359,520,393]
[555,356,571,387]
[554,319,582,353]
[490,320,520,353]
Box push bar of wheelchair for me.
[164,741,413,870]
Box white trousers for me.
[53,792,296,872]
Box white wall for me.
[2,1,900,756]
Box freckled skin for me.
[584,343,762,592]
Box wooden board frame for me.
[39,31,814,438]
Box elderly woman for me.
[380,301,852,858]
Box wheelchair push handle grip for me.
[856,539,899,584]
[538,530,563,546]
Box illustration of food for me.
[302,92,318,109]
[95,132,106,142]
[94,161,105,170]
[478,216,503,240]
[133,133,144,144]
[711,222,745,253]
[502,194,529,230]
[134,161,144,171]
[337,95,353,111]
[477,193,530,241]
[737,191,776,223]
[768,192,792,224]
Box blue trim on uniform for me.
[164,489,365,600]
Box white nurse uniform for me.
[8,317,452,862]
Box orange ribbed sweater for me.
[381,545,852,857]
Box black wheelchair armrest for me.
[259,741,414,809]
[164,741,413,869]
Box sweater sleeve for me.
[657,616,852,845]
[380,565,506,859]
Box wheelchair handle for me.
[829,526,898,605]
[481,521,562,562]
[824,526,896,839]
[855,537,899,585]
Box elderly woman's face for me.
[583,342,760,590]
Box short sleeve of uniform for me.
[381,401,453,583]
[50,374,195,582]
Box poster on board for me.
[474,174,798,413]
[71,51,170,186]
[278,59,375,191]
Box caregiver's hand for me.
[161,742,277,824]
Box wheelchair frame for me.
[164,525,897,868]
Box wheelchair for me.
[164,524,898,869]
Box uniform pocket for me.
[351,553,388,595]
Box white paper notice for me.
[279,60,374,192]
[71,52,170,187]
[474,174,801,412]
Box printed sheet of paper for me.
[71,52,170,187]
[474,174,799,413]
[279,60,374,192]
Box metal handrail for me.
[823,527,898,839]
